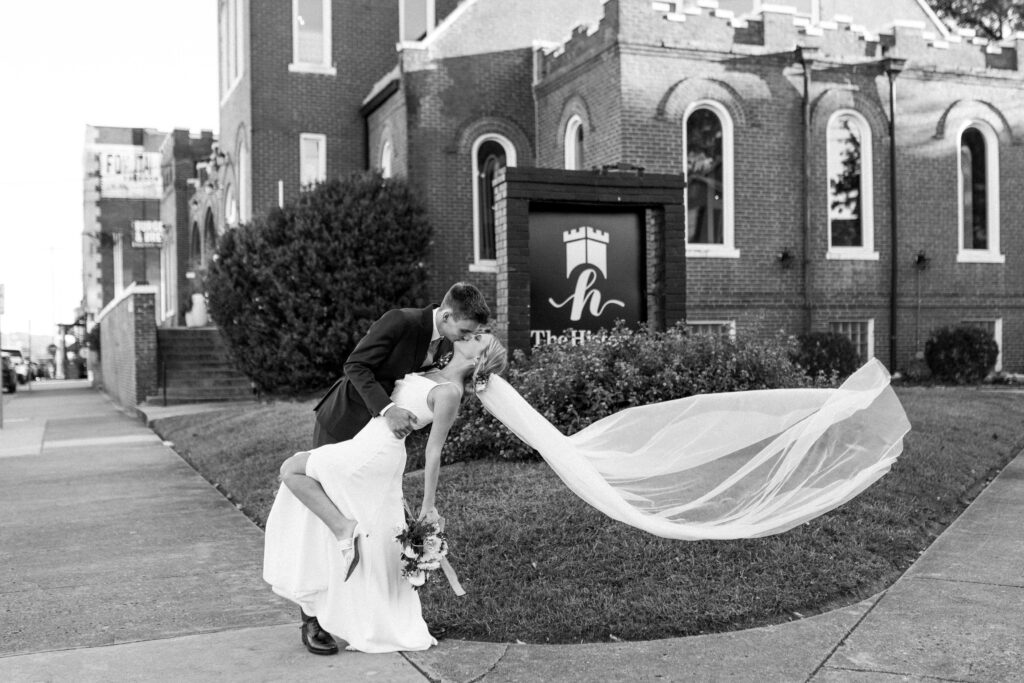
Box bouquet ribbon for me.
[403,499,466,597]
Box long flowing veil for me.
[476,359,911,540]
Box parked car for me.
[1,348,31,384]
[2,353,16,393]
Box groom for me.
[298,281,490,654]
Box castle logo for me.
[548,226,625,322]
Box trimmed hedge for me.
[206,172,431,393]
[440,324,821,464]
[925,325,999,384]
[792,331,860,381]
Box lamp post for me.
[882,56,906,371]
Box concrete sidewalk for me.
[1,383,1021,681]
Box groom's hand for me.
[384,407,416,439]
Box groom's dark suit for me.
[312,305,444,447]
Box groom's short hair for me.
[442,282,489,324]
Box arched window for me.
[203,209,217,265]
[225,184,239,228]
[826,110,876,259]
[471,134,516,269]
[684,102,737,257]
[189,222,202,267]
[564,114,584,170]
[958,122,1002,263]
[380,139,394,179]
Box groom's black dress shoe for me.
[300,611,338,655]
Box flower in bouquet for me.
[394,509,449,591]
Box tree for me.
[206,171,431,394]
[927,0,1024,40]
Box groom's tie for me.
[432,338,453,370]
[422,338,441,369]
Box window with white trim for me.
[380,139,394,179]
[684,102,738,258]
[958,122,1003,263]
[219,0,244,98]
[299,133,326,187]
[827,110,877,260]
[961,318,1003,371]
[290,0,334,74]
[829,319,874,362]
[400,0,435,41]
[564,114,584,171]
[686,320,736,340]
[471,134,516,270]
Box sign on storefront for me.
[93,144,163,199]
[132,220,164,248]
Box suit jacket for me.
[313,305,436,445]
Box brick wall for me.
[97,285,158,410]
[246,0,400,217]
[401,47,538,305]
[530,0,1024,370]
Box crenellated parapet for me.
[537,0,1023,80]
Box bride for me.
[265,332,910,654]
[263,333,508,654]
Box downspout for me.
[796,47,818,334]
[883,57,906,371]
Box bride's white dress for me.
[263,374,443,653]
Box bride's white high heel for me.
[337,524,362,582]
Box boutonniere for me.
[434,351,453,369]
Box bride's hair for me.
[463,334,507,394]
[476,334,508,377]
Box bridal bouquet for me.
[395,509,449,590]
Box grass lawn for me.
[154,385,1024,643]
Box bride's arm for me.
[420,383,462,522]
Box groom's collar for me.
[430,308,442,343]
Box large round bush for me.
[792,331,860,380]
[206,172,430,393]
[924,325,999,384]
[441,324,820,464]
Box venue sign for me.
[529,210,645,345]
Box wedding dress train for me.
[476,359,911,540]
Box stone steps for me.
[149,328,255,404]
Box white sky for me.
[0,1,219,339]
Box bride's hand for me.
[420,507,441,526]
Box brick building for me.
[82,125,167,321]
[216,0,1024,371]
[159,129,216,326]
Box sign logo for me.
[528,210,644,344]
[548,227,625,322]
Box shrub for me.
[442,324,818,464]
[206,172,430,393]
[924,325,999,384]
[791,331,860,381]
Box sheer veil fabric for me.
[477,359,911,540]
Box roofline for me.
[911,0,951,38]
